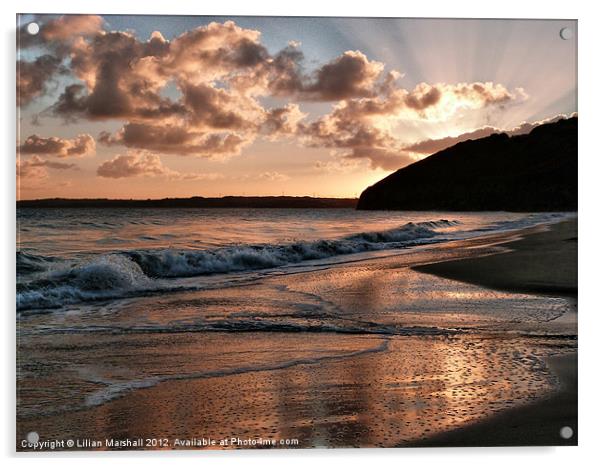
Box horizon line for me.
[17,195,359,202]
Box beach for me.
[14,11,581,454]
[412,219,578,446]
[414,219,577,297]
[16,213,577,450]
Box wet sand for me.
[411,220,578,446]
[18,333,570,449]
[410,353,577,447]
[16,220,577,450]
[414,219,577,297]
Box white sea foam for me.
[17,221,454,310]
[124,220,453,278]
[17,254,152,310]
[16,215,572,311]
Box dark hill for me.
[357,117,577,211]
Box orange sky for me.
[17,15,577,199]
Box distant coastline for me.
[17,196,358,209]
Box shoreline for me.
[407,352,577,447]
[413,219,577,298]
[16,219,578,450]
[408,219,578,446]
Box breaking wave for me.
[17,254,154,311]
[124,220,455,278]
[17,251,58,275]
[17,220,455,311]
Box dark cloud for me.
[181,83,252,130]
[49,30,177,120]
[260,104,305,137]
[17,55,66,106]
[298,105,411,171]
[404,85,442,110]
[265,44,306,96]
[301,51,383,101]
[18,134,95,158]
[18,16,532,172]
[17,15,103,109]
[266,49,387,102]
[18,15,104,52]
[99,123,247,158]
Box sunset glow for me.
[17,15,577,199]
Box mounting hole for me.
[559,426,574,439]
[26,22,40,35]
[559,27,573,40]
[26,431,40,443]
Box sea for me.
[17,208,571,312]
[16,208,577,441]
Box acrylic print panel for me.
[16,14,577,451]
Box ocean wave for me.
[17,254,153,311]
[470,213,569,233]
[17,251,58,275]
[124,220,455,278]
[16,220,454,311]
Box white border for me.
[3,1,601,465]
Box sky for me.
[16,15,577,199]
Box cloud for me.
[18,134,95,158]
[180,82,258,131]
[257,171,290,181]
[38,20,290,157]
[404,127,500,154]
[504,113,574,136]
[236,171,291,182]
[170,172,224,181]
[297,98,413,170]
[260,104,306,138]
[323,81,527,123]
[343,147,415,171]
[98,123,248,158]
[37,15,104,43]
[300,114,412,170]
[19,16,532,173]
[299,51,384,101]
[408,82,527,120]
[295,77,528,170]
[159,20,268,84]
[19,15,104,51]
[97,152,168,178]
[17,155,77,179]
[404,113,573,155]
[96,152,222,180]
[17,55,66,106]
[17,15,105,106]
[314,158,364,173]
[49,30,176,120]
